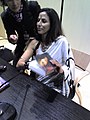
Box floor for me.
[0,38,90,111]
[0,37,16,51]
[72,70,90,111]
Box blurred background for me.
[0,0,90,111]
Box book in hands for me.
[28,53,56,76]
[29,53,62,93]
[0,77,10,92]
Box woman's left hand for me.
[50,59,64,73]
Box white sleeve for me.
[61,38,75,81]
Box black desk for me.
[0,58,90,120]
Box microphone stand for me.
[17,84,30,120]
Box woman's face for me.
[37,12,50,35]
[5,0,21,12]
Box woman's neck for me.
[41,34,47,43]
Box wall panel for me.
[0,7,6,37]
[62,0,90,54]
[36,0,61,18]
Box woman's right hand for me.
[16,58,25,68]
[9,34,18,44]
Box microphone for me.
[0,63,28,89]
[0,65,7,72]
[0,71,21,89]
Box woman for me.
[16,8,75,97]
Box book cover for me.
[0,77,10,92]
[29,53,56,76]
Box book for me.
[28,53,63,93]
[0,77,10,92]
[28,53,56,76]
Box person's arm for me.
[16,39,39,67]
[1,11,18,44]
[61,38,75,81]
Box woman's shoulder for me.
[56,35,68,44]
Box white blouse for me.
[36,35,75,97]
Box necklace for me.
[41,43,51,52]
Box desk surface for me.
[0,58,90,120]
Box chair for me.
[72,49,90,106]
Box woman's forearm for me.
[16,48,33,67]
[16,39,39,67]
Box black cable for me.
[17,84,30,120]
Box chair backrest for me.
[72,49,90,105]
[72,49,90,72]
